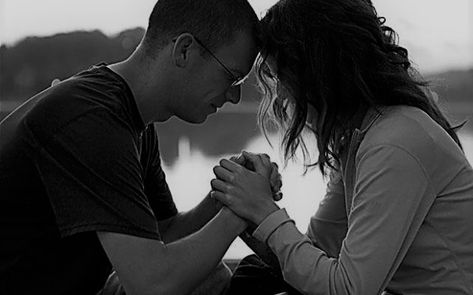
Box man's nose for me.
[225,85,241,104]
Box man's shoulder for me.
[24,68,131,135]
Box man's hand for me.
[211,155,279,225]
[229,151,283,201]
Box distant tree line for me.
[1,28,144,101]
[1,28,472,104]
[0,27,262,104]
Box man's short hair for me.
[142,0,259,56]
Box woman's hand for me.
[230,152,283,201]
[211,152,280,225]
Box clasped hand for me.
[211,151,282,226]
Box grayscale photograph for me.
[1,0,472,294]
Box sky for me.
[0,0,472,73]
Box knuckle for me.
[224,193,233,205]
[210,179,218,187]
[228,185,238,195]
[234,165,244,174]
[243,151,254,158]
[228,185,236,193]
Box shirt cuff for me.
[252,208,295,243]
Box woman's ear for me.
[171,33,196,68]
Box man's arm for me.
[158,192,221,243]
[98,207,245,295]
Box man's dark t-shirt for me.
[0,65,178,294]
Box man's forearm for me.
[159,192,221,243]
[156,208,245,294]
[98,208,246,295]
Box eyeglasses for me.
[192,36,246,87]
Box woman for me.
[210,0,473,294]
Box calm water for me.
[163,132,473,259]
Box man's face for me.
[174,31,258,124]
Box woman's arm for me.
[213,145,435,294]
[306,167,348,258]
[239,226,281,270]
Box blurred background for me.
[1,0,472,259]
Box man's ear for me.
[171,33,196,68]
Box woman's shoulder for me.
[360,106,430,148]
[361,105,456,158]
[357,105,466,179]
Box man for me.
[0,0,269,294]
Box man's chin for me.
[176,110,214,124]
[185,115,210,125]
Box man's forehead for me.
[218,31,259,75]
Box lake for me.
[1,101,471,259]
[163,130,473,259]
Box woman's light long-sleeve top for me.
[253,106,473,294]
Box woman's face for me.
[264,56,318,129]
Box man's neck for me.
[108,51,172,124]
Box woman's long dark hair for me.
[256,0,463,175]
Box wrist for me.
[220,207,247,234]
[252,201,280,226]
[209,191,223,212]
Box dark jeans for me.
[227,254,302,295]
[228,255,402,295]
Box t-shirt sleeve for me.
[141,125,178,221]
[26,109,161,240]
